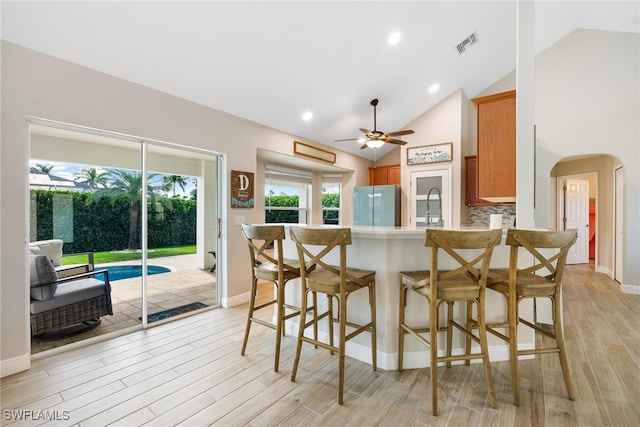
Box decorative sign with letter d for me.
[231,170,254,208]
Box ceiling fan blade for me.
[385,129,415,137]
[359,128,373,136]
[360,142,369,149]
[334,137,361,142]
[381,137,408,145]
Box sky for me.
[30,161,340,198]
[29,160,196,197]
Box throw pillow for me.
[29,254,59,300]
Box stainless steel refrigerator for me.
[353,185,401,227]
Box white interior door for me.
[565,179,589,264]
[614,166,624,283]
[409,169,450,228]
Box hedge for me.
[31,190,196,253]
[265,193,339,223]
[32,190,339,253]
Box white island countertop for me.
[275,224,536,371]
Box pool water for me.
[94,265,171,281]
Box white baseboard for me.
[281,320,531,371]
[596,266,613,278]
[0,353,30,378]
[620,283,640,295]
[222,291,250,308]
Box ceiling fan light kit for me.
[335,98,415,149]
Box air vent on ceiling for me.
[456,32,477,54]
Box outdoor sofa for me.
[29,239,113,336]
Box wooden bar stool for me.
[398,228,502,416]
[484,229,578,406]
[289,226,377,405]
[241,224,311,372]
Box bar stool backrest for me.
[504,229,578,284]
[242,224,299,276]
[425,229,503,286]
[289,227,352,286]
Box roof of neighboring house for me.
[29,168,91,192]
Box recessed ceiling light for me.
[388,31,401,46]
[428,84,440,94]
[302,111,313,121]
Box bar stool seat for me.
[398,228,502,416]
[289,226,377,405]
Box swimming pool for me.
[93,265,171,281]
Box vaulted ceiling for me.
[2,1,638,160]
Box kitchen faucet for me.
[426,187,444,227]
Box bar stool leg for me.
[510,296,520,406]
[338,294,347,404]
[370,279,377,370]
[328,295,335,354]
[446,301,454,368]
[477,297,498,409]
[465,300,473,366]
[398,284,407,371]
[291,287,309,383]
[274,280,285,372]
[553,296,575,400]
[430,296,439,416]
[241,277,258,356]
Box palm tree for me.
[35,163,54,173]
[74,167,110,191]
[162,175,189,197]
[93,169,167,250]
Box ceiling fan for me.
[335,98,415,149]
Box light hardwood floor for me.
[2,263,639,426]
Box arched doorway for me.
[550,154,623,279]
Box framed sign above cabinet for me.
[407,142,452,165]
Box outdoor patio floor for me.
[31,254,218,354]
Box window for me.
[265,165,311,224]
[322,174,341,225]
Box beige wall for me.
[0,41,371,375]
[470,29,639,289]
[400,90,466,227]
[376,147,401,166]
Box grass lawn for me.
[62,245,196,265]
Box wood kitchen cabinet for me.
[465,155,496,206]
[472,90,516,203]
[369,164,400,185]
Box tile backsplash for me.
[466,205,516,227]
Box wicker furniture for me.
[289,226,377,405]
[398,228,502,416]
[29,239,94,278]
[30,254,112,336]
[484,229,578,406]
[240,224,307,372]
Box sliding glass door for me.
[28,120,220,352]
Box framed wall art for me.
[407,142,453,165]
[294,140,336,163]
[231,170,254,208]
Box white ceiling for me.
[2,1,638,160]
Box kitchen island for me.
[279,225,537,371]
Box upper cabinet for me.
[369,164,400,186]
[472,90,516,203]
[464,155,496,206]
